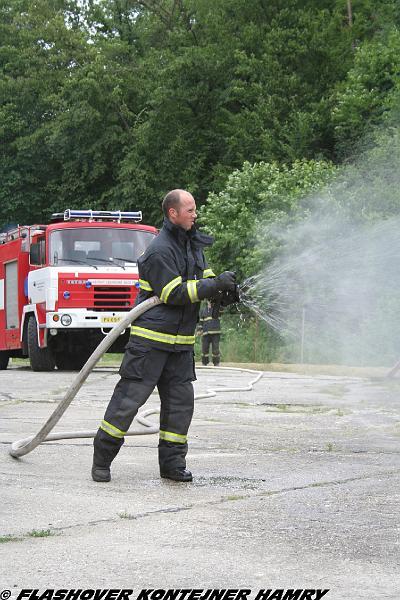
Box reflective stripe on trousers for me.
[93,341,195,471]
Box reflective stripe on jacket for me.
[131,218,218,351]
[198,303,221,335]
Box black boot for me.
[160,468,193,482]
[91,463,111,482]
[92,429,124,482]
[159,440,192,482]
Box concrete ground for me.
[0,363,399,598]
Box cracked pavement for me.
[0,365,399,598]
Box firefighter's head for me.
[162,189,197,231]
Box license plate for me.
[101,317,122,323]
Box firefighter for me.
[198,300,222,366]
[92,189,236,483]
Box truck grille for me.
[93,286,133,311]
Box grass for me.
[118,511,135,520]
[97,355,391,378]
[27,529,54,538]
[10,353,392,378]
[223,361,389,378]
[0,534,23,543]
[225,495,245,501]
[0,529,55,543]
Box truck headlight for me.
[61,314,72,326]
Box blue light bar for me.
[63,209,142,222]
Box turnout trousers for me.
[201,334,221,366]
[93,339,195,473]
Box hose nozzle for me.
[211,281,241,318]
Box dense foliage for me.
[2,0,400,366]
[199,159,337,280]
[1,0,399,229]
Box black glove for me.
[214,271,236,292]
[220,287,240,306]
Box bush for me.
[199,159,336,281]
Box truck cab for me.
[0,210,157,371]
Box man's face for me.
[170,193,197,231]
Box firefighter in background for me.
[198,300,222,366]
[92,189,237,483]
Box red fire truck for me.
[0,210,157,371]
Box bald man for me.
[92,189,236,482]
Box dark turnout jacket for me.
[131,218,218,351]
[198,303,221,336]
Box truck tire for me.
[28,316,55,372]
[0,351,10,370]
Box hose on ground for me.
[9,296,162,458]
[9,296,263,458]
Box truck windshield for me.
[49,227,155,266]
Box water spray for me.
[236,213,400,370]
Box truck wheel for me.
[28,316,55,372]
[0,351,10,370]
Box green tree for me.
[0,0,93,225]
[199,159,336,280]
[116,0,354,220]
[333,123,400,221]
[331,28,400,159]
[2,0,399,228]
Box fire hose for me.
[9,295,263,459]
